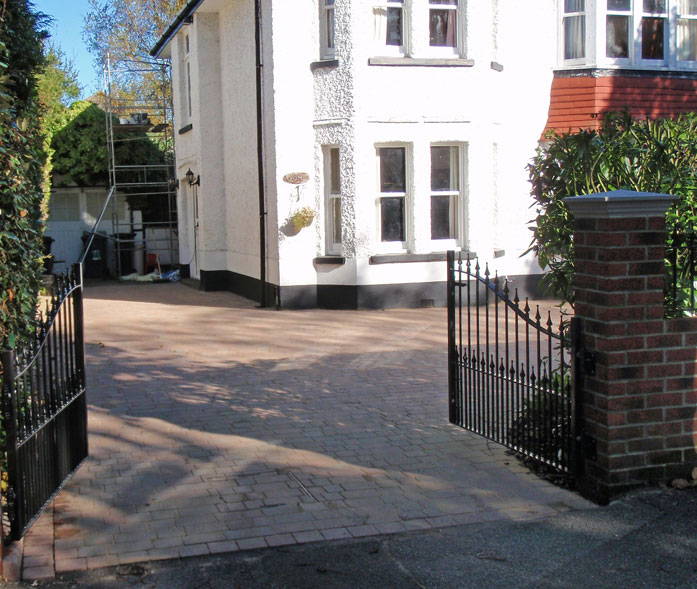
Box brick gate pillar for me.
[564,190,697,503]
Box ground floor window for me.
[430,144,461,241]
[324,146,342,254]
[377,146,408,243]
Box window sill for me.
[178,123,193,135]
[491,61,504,72]
[314,256,346,265]
[311,59,339,71]
[368,57,474,68]
[553,65,697,79]
[369,252,475,265]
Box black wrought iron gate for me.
[447,251,577,474]
[1,265,88,541]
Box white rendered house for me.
[152,0,557,308]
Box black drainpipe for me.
[254,0,268,307]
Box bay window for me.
[641,0,666,60]
[377,147,408,244]
[562,0,697,67]
[606,0,631,58]
[563,0,586,60]
[678,0,697,61]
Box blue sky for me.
[33,0,101,98]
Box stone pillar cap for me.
[564,190,678,219]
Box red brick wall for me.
[572,213,697,503]
[545,74,697,136]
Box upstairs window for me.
[563,0,586,60]
[678,0,697,61]
[641,0,666,60]
[562,0,697,68]
[606,0,631,58]
[179,33,192,124]
[370,1,466,59]
[429,0,458,48]
[321,0,336,59]
[373,0,405,52]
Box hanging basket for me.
[291,207,315,232]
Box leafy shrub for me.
[528,112,697,306]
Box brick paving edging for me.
[16,506,53,581]
[2,536,23,582]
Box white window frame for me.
[320,0,336,59]
[323,146,343,255]
[604,0,633,64]
[427,0,460,56]
[180,33,192,124]
[429,143,465,250]
[677,0,697,62]
[560,0,697,70]
[373,0,407,56]
[637,0,667,65]
[561,0,587,64]
[376,144,410,252]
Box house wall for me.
[46,187,131,270]
[267,0,556,306]
[170,26,198,275]
[165,0,558,307]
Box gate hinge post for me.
[575,348,596,377]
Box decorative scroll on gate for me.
[1,265,88,541]
[447,251,577,474]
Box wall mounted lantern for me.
[185,168,200,187]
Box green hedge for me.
[0,1,47,349]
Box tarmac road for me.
[19,487,697,589]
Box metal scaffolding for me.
[80,55,178,277]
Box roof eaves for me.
[150,0,205,58]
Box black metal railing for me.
[447,251,576,474]
[1,265,88,541]
[666,231,697,318]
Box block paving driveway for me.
[22,282,593,581]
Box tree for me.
[0,0,48,348]
[51,100,170,220]
[82,0,186,99]
[527,112,697,306]
[36,44,81,202]
[37,45,81,137]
